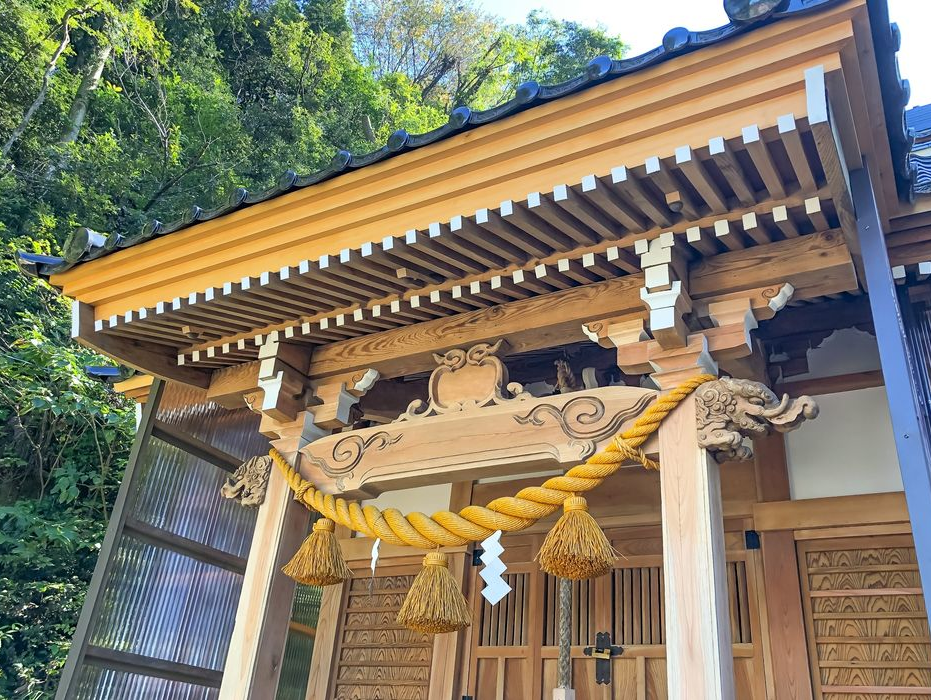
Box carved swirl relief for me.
[514,393,655,459]
[305,431,402,490]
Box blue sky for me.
[477,0,931,106]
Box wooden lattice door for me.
[465,526,767,699]
[798,534,931,697]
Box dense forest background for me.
[0,0,624,697]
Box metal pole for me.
[852,161,931,604]
[557,576,572,689]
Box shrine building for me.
[19,0,931,697]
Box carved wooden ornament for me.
[398,340,529,420]
[220,455,273,507]
[300,385,658,498]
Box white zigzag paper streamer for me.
[479,530,511,605]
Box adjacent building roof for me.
[907,105,931,194]
[907,104,931,140]
[17,0,915,280]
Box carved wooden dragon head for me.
[696,378,818,462]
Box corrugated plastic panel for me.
[74,666,219,700]
[88,538,243,670]
[76,381,269,698]
[130,437,256,557]
[155,383,269,461]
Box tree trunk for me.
[1,19,74,159]
[59,40,112,146]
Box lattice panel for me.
[465,530,765,699]
[331,573,433,700]
[799,535,931,699]
[478,572,530,647]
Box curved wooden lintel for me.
[299,385,658,498]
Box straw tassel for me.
[282,518,352,586]
[536,496,616,580]
[396,551,471,634]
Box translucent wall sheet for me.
[75,666,219,700]
[72,381,268,697]
[130,437,256,557]
[275,585,323,700]
[88,538,243,670]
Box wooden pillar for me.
[754,434,814,700]
[304,581,345,700]
[220,361,380,700]
[218,447,310,699]
[428,480,473,700]
[656,376,736,700]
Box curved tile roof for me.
[17,0,914,280]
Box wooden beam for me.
[73,301,211,388]
[806,65,864,285]
[689,229,856,300]
[304,230,857,382]
[84,646,223,688]
[658,390,735,699]
[307,274,646,380]
[151,420,243,472]
[753,492,909,532]
[123,517,247,574]
[775,369,883,397]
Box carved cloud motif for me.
[514,394,655,459]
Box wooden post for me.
[304,581,346,700]
[218,450,310,699]
[428,480,473,700]
[657,386,736,700]
[754,434,814,700]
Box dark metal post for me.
[852,162,931,602]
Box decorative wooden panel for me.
[466,527,766,699]
[799,535,931,699]
[330,571,433,700]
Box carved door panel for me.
[797,534,931,698]
[465,527,766,700]
[329,565,434,700]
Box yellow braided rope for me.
[270,374,715,549]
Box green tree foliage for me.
[0,0,624,696]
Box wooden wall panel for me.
[798,535,931,698]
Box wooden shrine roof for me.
[17,0,911,284]
[14,0,925,391]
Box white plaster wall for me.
[361,483,453,515]
[785,387,902,499]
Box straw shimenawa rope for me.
[269,374,714,549]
